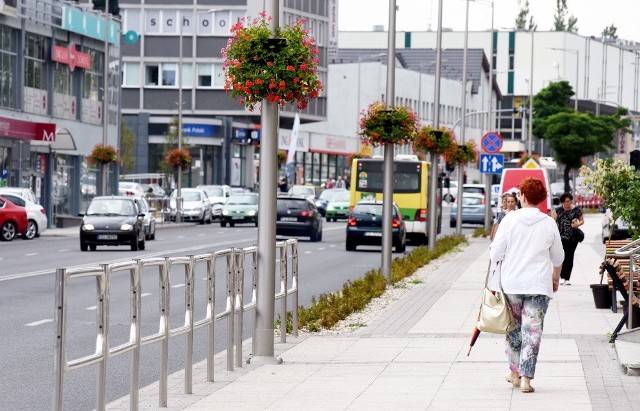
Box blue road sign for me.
[481,132,503,154]
[480,154,504,174]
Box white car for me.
[602,209,630,243]
[196,184,230,220]
[0,192,47,239]
[118,182,146,198]
[0,187,37,204]
[169,188,213,224]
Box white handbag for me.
[477,262,515,334]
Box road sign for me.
[481,132,503,154]
[480,154,504,174]
[521,158,540,169]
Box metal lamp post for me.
[100,0,111,196]
[528,31,534,155]
[454,0,470,235]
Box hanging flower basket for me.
[222,11,323,111]
[165,148,192,171]
[359,101,418,147]
[347,152,370,166]
[413,126,455,156]
[445,140,479,165]
[87,144,119,166]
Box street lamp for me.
[428,0,443,251]
[549,47,579,110]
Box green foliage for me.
[472,228,490,238]
[296,235,467,332]
[515,0,537,31]
[359,101,418,147]
[119,118,135,175]
[602,24,618,40]
[552,0,578,33]
[580,158,640,239]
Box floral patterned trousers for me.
[504,294,550,379]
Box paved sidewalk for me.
[109,214,640,410]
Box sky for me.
[338,0,638,42]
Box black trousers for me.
[560,238,579,281]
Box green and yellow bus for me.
[349,155,440,243]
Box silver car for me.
[196,184,230,221]
[169,188,213,224]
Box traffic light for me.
[445,162,455,172]
[630,150,640,170]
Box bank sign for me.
[0,117,55,141]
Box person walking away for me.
[335,176,346,189]
[278,177,289,193]
[490,193,517,241]
[551,192,584,285]
[325,179,334,189]
[490,177,564,393]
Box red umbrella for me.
[467,323,481,356]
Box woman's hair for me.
[559,192,573,203]
[519,177,547,205]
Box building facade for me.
[0,0,120,227]
[119,0,331,189]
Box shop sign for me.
[53,43,91,71]
[0,116,56,142]
[62,6,120,45]
[231,128,260,144]
[309,134,357,154]
[183,123,216,137]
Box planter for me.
[620,301,640,329]
[590,284,612,309]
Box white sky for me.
[338,0,638,42]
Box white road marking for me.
[25,253,39,256]
[317,247,325,251]
[58,249,70,252]
[171,283,185,288]
[304,251,312,254]
[25,319,53,327]
[141,293,152,297]
[86,305,97,311]
[329,244,336,247]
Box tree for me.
[532,81,631,192]
[119,118,135,175]
[92,0,120,16]
[602,24,618,40]
[552,0,578,33]
[515,0,537,31]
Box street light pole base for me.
[246,355,283,366]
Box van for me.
[499,168,552,214]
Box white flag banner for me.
[287,113,300,165]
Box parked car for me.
[137,197,156,240]
[168,188,213,224]
[315,188,348,217]
[0,187,37,204]
[0,196,28,241]
[276,195,323,241]
[220,193,259,227]
[0,193,47,239]
[118,181,146,198]
[450,193,492,228]
[197,184,231,220]
[345,200,406,252]
[602,209,630,243]
[324,189,351,222]
[79,196,146,251]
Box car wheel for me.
[230,222,235,227]
[221,221,227,227]
[254,220,258,227]
[345,238,356,251]
[80,241,88,251]
[22,220,37,240]
[396,240,406,253]
[1,221,16,241]
[131,234,140,251]
[318,229,323,241]
[150,226,156,240]
[90,245,97,251]
[199,215,206,225]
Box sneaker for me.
[560,279,567,285]
[565,280,571,285]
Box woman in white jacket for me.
[490,177,564,393]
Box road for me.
[0,206,474,410]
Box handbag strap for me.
[484,260,505,293]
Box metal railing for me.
[53,240,299,411]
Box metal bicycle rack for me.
[53,240,299,411]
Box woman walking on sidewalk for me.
[490,177,564,393]
[551,192,584,285]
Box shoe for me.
[506,372,521,388]
[565,280,571,285]
[521,385,535,393]
[560,279,567,285]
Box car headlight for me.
[222,210,229,216]
[83,224,95,231]
[120,224,134,231]
[248,210,256,216]
[327,205,335,211]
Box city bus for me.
[349,155,440,243]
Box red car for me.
[0,195,28,241]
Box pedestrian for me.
[551,192,584,285]
[278,177,289,193]
[325,178,334,189]
[335,176,346,189]
[490,192,517,241]
[489,177,564,393]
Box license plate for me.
[97,234,117,240]
[364,232,382,237]
[232,216,244,220]
[280,217,297,222]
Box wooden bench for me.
[603,239,640,313]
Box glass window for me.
[162,63,176,86]
[24,33,46,90]
[83,49,102,100]
[197,63,212,87]
[145,64,159,86]
[124,9,141,33]
[0,25,16,108]
[123,62,140,86]
[145,9,160,33]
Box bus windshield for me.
[354,160,421,194]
